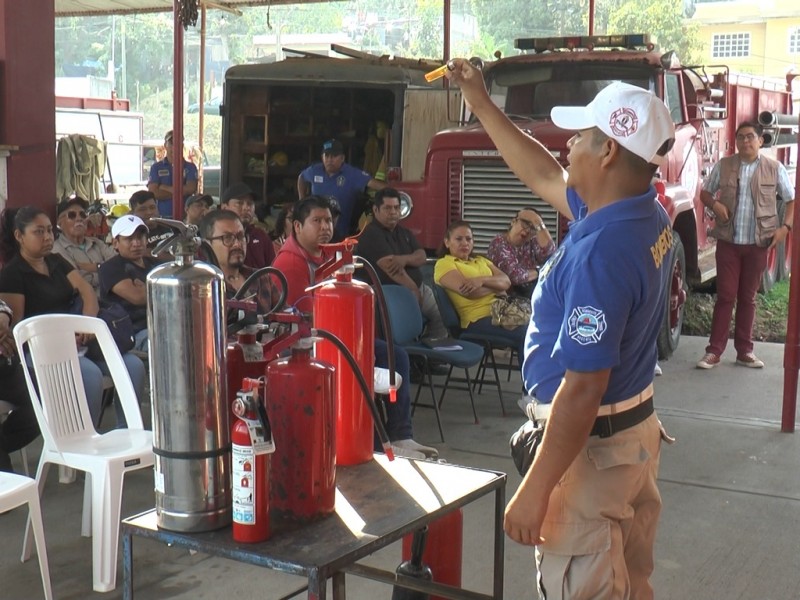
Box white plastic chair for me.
[0,399,30,475]
[14,314,154,593]
[0,472,53,600]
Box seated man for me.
[357,187,448,340]
[99,215,159,352]
[129,190,172,256]
[184,193,214,227]
[220,183,276,269]
[198,209,278,314]
[272,195,437,459]
[53,196,116,294]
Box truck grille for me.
[459,159,561,254]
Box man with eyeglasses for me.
[697,121,795,370]
[53,197,116,293]
[99,215,159,352]
[356,187,448,340]
[220,183,276,269]
[198,210,277,314]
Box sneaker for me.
[736,353,764,368]
[654,363,663,376]
[390,445,425,460]
[392,438,439,459]
[696,353,720,369]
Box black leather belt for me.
[590,397,654,438]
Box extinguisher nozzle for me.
[383,443,395,461]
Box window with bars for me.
[711,33,750,58]
[790,27,800,54]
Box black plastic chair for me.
[432,283,519,416]
[382,285,485,441]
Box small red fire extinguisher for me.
[227,326,267,413]
[231,377,274,543]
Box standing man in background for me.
[696,121,794,370]
[148,130,199,217]
[449,60,674,600]
[297,139,386,240]
[220,183,276,269]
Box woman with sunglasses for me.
[0,206,146,429]
[53,197,116,294]
[487,207,555,298]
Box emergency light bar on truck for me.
[515,33,653,53]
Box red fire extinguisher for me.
[231,377,274,543]
[314,256,375,466]
[227,326,267,413]
[265,338,337,521]
[401,509,463,600]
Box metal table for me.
[122,454,506,600]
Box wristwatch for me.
[534,223,547,233]
[784,223,792,232]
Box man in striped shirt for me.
[697,121,795,370]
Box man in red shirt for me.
[273,195,437,459]
[220,183,276,269]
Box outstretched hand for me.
[444,58,490,113]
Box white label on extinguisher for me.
[232,443,256,525]
[241,343,263,362]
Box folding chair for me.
[382,285,485,441]
[14,314,154,593]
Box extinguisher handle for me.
[256,397,272,440]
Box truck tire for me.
[760,243,780,293]
[657,233,687,360]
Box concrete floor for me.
[2,336,800,599]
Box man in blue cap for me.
[297,139,386,240]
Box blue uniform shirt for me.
[148,158,199,217]
[522,185,672,405]
[300,162,372,239]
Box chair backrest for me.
[432,284,462,337]
[14,314,143,451]
[381,285,425,345]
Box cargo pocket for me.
[537,520,612,600]
[586,440,651,471]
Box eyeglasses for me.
[736,133,758,142]
[515,218,535,232]
[65,210,87,220]
[209,232,246,247]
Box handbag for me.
[86,301,136,361]
[509,400,544,476]
[490,295,532,330]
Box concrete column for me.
[0,0,56,215]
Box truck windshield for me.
[483,63,654,119]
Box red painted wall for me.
[0,0,56,216]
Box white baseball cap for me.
[551,81,675,166]
[111,215,149,238]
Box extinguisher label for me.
[242,417,276,455]
[232,444,256,524]
[241,343,264,362]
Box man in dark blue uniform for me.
[449,62,675,599]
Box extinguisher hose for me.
[314,328,395,461]
[234,266,288,315]
[355,255,397,400]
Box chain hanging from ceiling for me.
[178,0,199,29]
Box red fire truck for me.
[395,34,797,358]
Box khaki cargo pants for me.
[535,413,663,600]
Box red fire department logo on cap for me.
[609,107,638,138]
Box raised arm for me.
[446,59,573,220]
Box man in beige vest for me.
[697,121,795,369]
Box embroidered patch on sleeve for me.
[567,306,607,345]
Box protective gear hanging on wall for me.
[56,134,106,202]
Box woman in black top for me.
[0,206,145,428]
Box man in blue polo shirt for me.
[297,139,385,240]
[147,130,199,218]
[449,62,675,600]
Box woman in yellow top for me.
[434,220,527,359]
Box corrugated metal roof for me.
[55,0,322,17]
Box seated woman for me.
[434,220,527,359]
[0,206,146,429]
[270,203,294,257]
[487,207,555,297]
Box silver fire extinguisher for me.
[146,219,230,532]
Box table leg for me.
[331,572,346,599]
[123,531,133,600]
[493,485,506,599]
[308,569,326,600]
